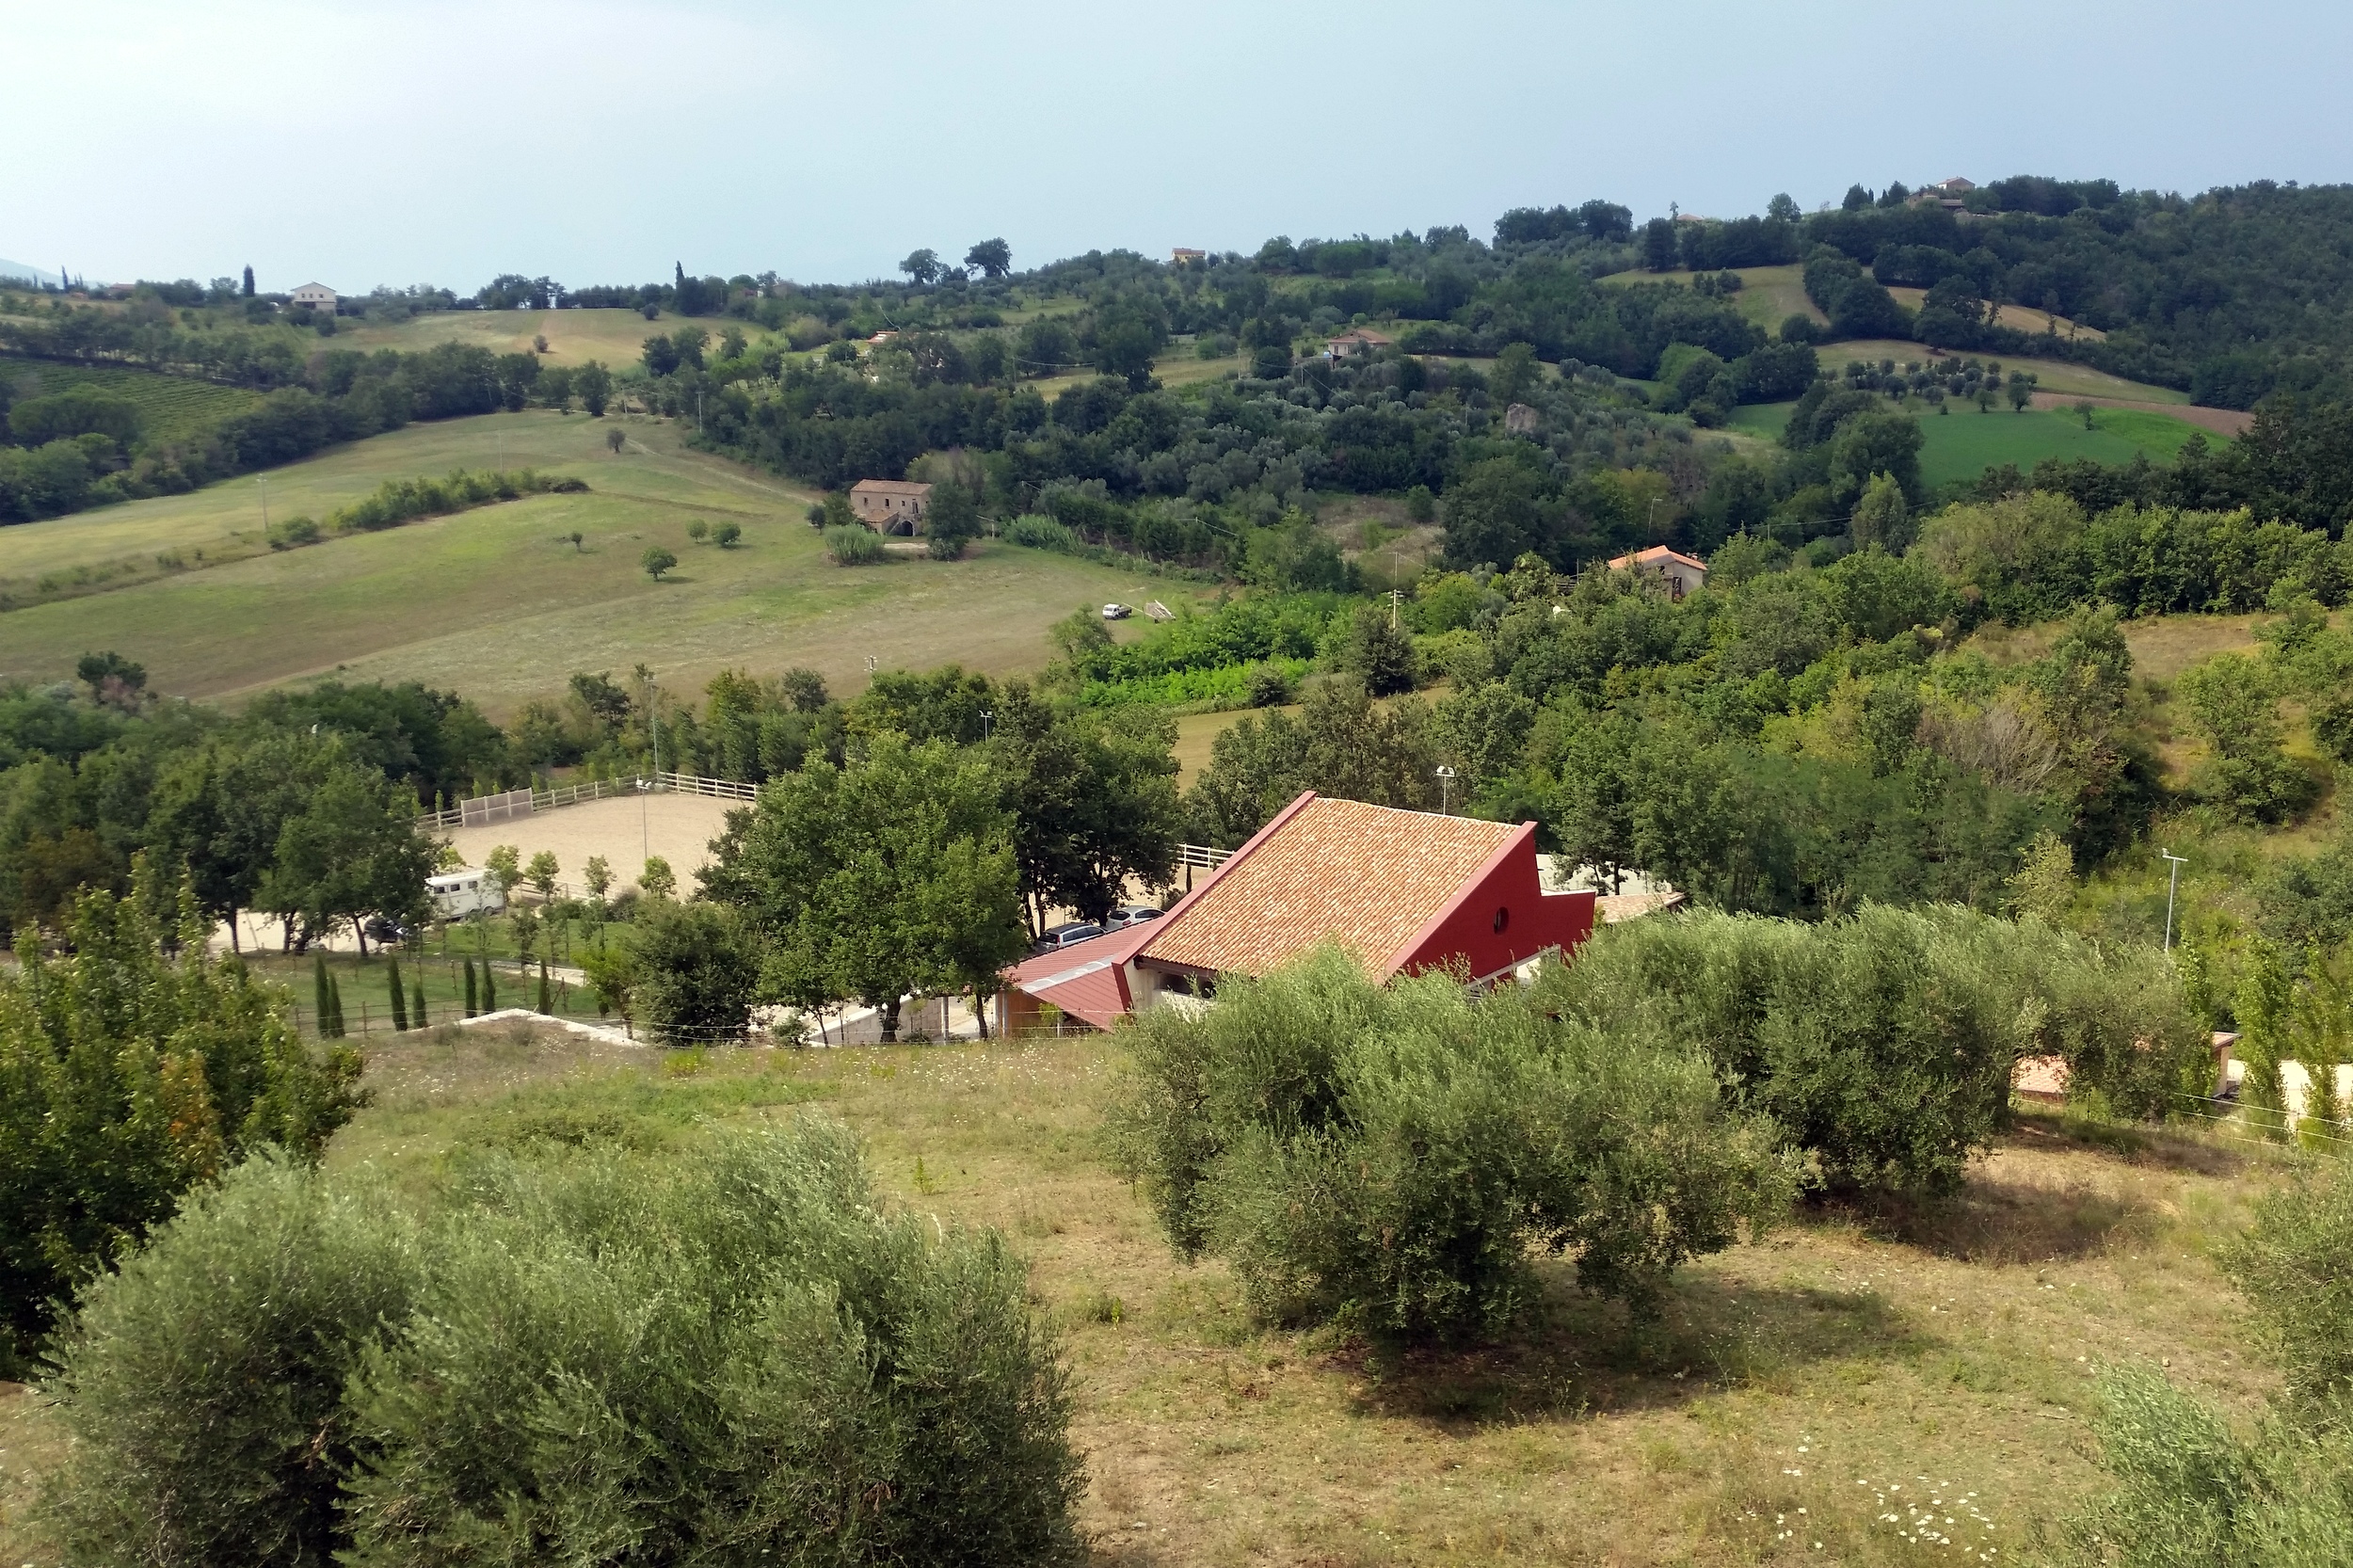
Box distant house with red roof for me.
[997,792,1598,1033]
[1607,544,1708,600]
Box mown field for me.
[0,353,264,443]
[0,1018,2296,1567]
[1600,264,1824,334]
[0,410,1204,712]
[324,306,684,368]
[1725,400,2216,490]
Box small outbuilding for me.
[850,479,933,535]
[1607,544,1708,601]
[289,282,338,313]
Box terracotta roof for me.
[849,479,932,495]
[1137,795,1517,979]
[1327,328,1393,344]
[1608,544,1707,572]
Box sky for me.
[8,0,2353,294]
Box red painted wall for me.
[1392,824,1596,980]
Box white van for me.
[427,869,504,919]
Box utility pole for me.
[981,708,992,742]
[2160,848,2188,952]
[1436,764,1455,816]
[257,475,269,532]
[1389,588,1402,629]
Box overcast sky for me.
[8,0,2351,293]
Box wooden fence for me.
[419,770,759,831]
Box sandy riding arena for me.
[440,793,743,897]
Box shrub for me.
[630,897,762,1045]
[265,514,321,549]
[2219,1163,2353,1412]
[325,468,581,534]
[0,872,363,1360]
[39,1157,423,1568]
[1002,513,1079,553]
[824,524,888,565]
[40,1123,1085,1567]
[2058,1160,2353,1564]
[1108,948,1796,1343]
[1542,904,2208,1195]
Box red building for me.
[1000,792,1597,1032]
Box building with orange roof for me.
[997,792,1597,1033]
[1606,543,1708,600]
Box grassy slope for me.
[0,354,264,443]
[325,307,674,369]
[1725,401,2214,489]
[1820,341,2189,404]
[1599,264,1825,334]
[1,1020,2281,1567]
[0,411,1202,712]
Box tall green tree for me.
[990,684,1183,934]
[707,735,1025,1042]
[255,761,433,953]
[0,864,362,1356]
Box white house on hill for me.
[289,282,338,313]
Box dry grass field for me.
[0,1021,2302,1567]
[0,410,1206,713]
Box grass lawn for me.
[1725,400,2215,490]
[2,1020,2297,1565]
[0,353,264,444]
[0,411,1208,712]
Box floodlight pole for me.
[981,709,993,742]
[256,475,269,532]
[1436,764,1455,816]
[2160,848,2188,952]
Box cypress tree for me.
[462,957,477,1017]
[537,960,552,1016]
[412,975,429,1030]
[388,957,409,1032]
[326,975,345,1039]
[312,953,331,1036]
[483,962,497,1013]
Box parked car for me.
[1104,904,1163,930]
[1101,602,1132,620]
[1032,921,1104,954]
[362,915,415,945]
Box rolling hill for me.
[0,410,1205,712]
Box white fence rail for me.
[420,771,760,832]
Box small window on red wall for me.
[1493,906,1510,934]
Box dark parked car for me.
[1104,904,1163,930]
[362,915,415,945]
[1032,921,1104,955]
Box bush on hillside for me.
[39,1157,423,1568]
[326,467,585,534]
[2057,1160,2353,1564]
[1540,904,2209,1195]
[1108,948,1799,1343]
[824,524,888,565]
[0,867,363,1361]
[1002,513,1080,553]
[629,896,762,1044]
[40,1121,1085,1568]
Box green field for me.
[0,410,1206,712]
[1726,400,2215,489]
[0,354,264,443]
